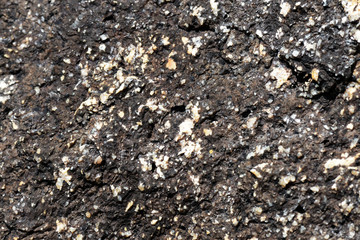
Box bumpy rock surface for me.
[1,0,360,239]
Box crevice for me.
[241,109,251,118]
[198,110,220,124]
[171,105,186,113]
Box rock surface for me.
[1,0,360,239]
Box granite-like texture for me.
[1,0,360,239]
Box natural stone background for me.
[1,0,360,239]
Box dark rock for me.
[1,0,360,239]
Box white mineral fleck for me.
[153,154,169,179]
[145,98,159,112]
[110,185,122,197]
[138,182,145,191]
[250,169,262,179]
[190,104,201,122]
[178,139,202,158]
[80,97,98,108]
[0,95,10,104]
[209,0,219,16]
[257,163,270,170]
[343,83,360,100]
[80,68,88,77]
[166,58,176,70]
[100,92,111,104]
[118,111,125,118]
[190,175,200,186]
[187,45,198,56]
[176,118,194,141]
[280,2,291,17]
[246,117,258,129]
[94,156,103,165]
[255,145,270,155]
[250,163,271,178]
[308,17,315,26]
[341,0,360,21]
[256,30,263,38]
[0,75,18,103]
[99,61,117,71]
[348,105,355,114]
[99,44,106,51]
[94,121,103,130]
[139,157,152,172]
[62,156,70,165]
[259,43,266,56]
[324,153,360,172]
[125,200,134,212]
[100,34,108,41]
[11,121,19,130]
[253,206,263,215]
[276,28,284,39]
[56,218,68,233]
[161,36,170,46]
[353,29,360,42]
[63,58,71,64]
[56,167,72,190]
[76,234,84,240]
[349,224,356,238]
[191,6,205,25]
[331,176,342,190]
[164,120,171,129]
[155,155,169,169]
[350,138,358,149]
[292,49,300,57]
[246,152,255,159]
[182,37,189,45]
[34,86,40,95]
[283,226,290,238]
[279,175,295,187]
[17,36,32,50]
[203,128,212,136]
[278,145,290,154]
[232,217,239,226]
[304,40,316,51]
[340,199,354,213]
[310,186,320,192]
[120,231,132,237]
[116,69,125,82]
[347,123,354,130]
[270,66,291,88]
[311,68,319,81]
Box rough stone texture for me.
[1,0,360,239]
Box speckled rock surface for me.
[1,0,360,239]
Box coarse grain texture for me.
[1,0,360,239]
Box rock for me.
[2,0,360,239]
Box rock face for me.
[1,0,360,239]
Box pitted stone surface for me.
[1,0,360,239]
